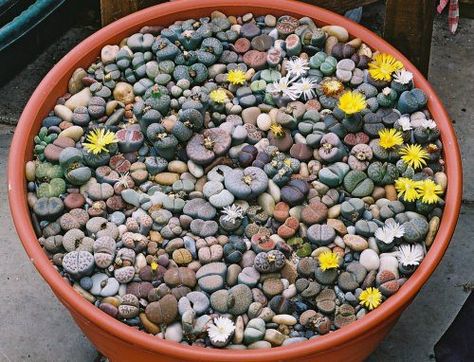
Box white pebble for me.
[187,160,204,178]
[256,113,272,131]
[54,104,73,122]
[359,249,380,271]
[379,254,399,277]
[272,314,297,326]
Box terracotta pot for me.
[7,0,462,361]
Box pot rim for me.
[7,0,462,360]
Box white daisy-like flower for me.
[385,219,405,238]
[374,220,405,244]
[398,115,412,131]
[221,204,245,223]
[396,243,424,266]
[382,87,392,96]
[393,69,413,85]
[294,77,318,100]
[266,76,301,100]
[285,56,310,78]
[207,316,235,343]
[420,119,437,130]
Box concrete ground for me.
[0,13,473,362]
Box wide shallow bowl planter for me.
[8,0,462,361]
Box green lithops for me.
[35,162,63,181]
[34,127,58,161]
[367,161,399,185]
[309,51,337,76]
[343,170,374,197]
[318,162,350,187]
[37,178,66,198]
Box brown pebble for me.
[385,185,397,201]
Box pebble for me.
[359,249,380,271]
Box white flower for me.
[221,204,245,223]
[420,119,437,130]
[374,219,405,244]
[382,87,392,96]
[207,317,235,343]
[294,77,318,100]
[385,219,405,238]
[285,56,310,78]
[266,76,301,100]
[393,69,413,85]
[396,243,424,266]
[398,115,412,131]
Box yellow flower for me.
[337,91,367,115]
[359,287,382,310]
[82,128,118,154]
[395,177,421,202]
[368,53,404,81]
[318,250,340,271]
[270,123,285,138]
[150,261,158,271]
[227,69,246,85]
[399,144,429,169]
[417,179,443,204]
[209,88,229,103]
[378,128,404,149]
[321,79,344,97]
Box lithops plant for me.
[25,10,449,349]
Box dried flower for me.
[221,204,245,223]
[368,53,404,81]
[393,69,413,85]
[82,128,118,154]
[270,123,285,137]
[399,144,429,169]
[398,115,412,131]
[397,244,424,267]
[416,179,443,204]
[209,88,229,103]
[317,250,340,271]
[320,78,344,97]
[227,69,246,85]
[285,56,310,78]
[266,76,301,100]
[207,316,235,344]
[337,91,367,115]
[378,128,404,149]
[374,219,405,244]
[294,77,318,100]
[359,287,382,310]
[395,177,421,202]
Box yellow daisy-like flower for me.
[227,69,246,85]
[82,128,118,155]
[416,179,443,204]
[321,78,344,97]
[209,88,229,103]
[150,261,159,271]
[368,53,404,81]
[359,287,382,310]
[318,250,340,271]
[395,177,421,202]
[399,144,429,169]
[337,91,367,115]
[378,128,404,149]
[270,123,285,138]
